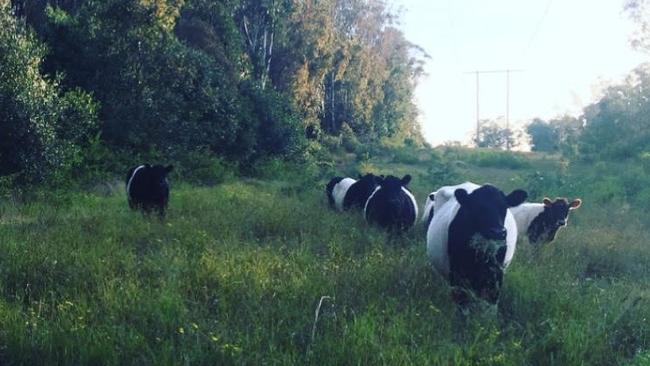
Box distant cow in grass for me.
[125,164,173,217]
[510,197,582,245]
[427,183,527,304]
[364,175,418,231]
[326,173,382,211]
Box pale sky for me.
[396,0,648,146]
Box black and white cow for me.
[125,164,173,217]
[326,173,382,211]
[510,197,582,245]
[427,183,527,304]
[364,175,418,231]
[432,183,583,246]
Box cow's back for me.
[365,187,418,230]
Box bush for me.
[340,123,361,153]
[0,1,97,184]
[171,149,234,186]
[423,154,459,188]
[239,82,307,162]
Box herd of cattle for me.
[124,164,581,306]
[326,173,581,306]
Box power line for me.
[465,69,524,150]
[524,0,554,55]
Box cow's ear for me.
[543,197,552,206]
[429,193,435,201]
[374,175,384,184]
[165,165,174,173]
[506,189,528,207]
[569,198,582,210]
[144,163,151,168]
[358,173,364,180]
[401,174,412,186]
[454,189,469,205]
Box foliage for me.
[475,120,519,150]
[170,148,234,186]
[2,0,426,187]
[526,115,582,157]
[36,1,251,157]
[625,0,650,52]
[0,0,97,183]
[527,118,558,152]
[442,147,531,170]
[273,0,427,145]
[239,82,307,162]
[576,65,650,161]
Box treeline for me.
[525,0,650,161]
[478,64,650,161]
[1,0,426,184]
[479,63,650,161]
[526,65,650,161]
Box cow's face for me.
[543,197,582,228]
[455,185,527,241]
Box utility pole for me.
[465,69,523,149]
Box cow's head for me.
[455,185,527,241]
[529,197,581,244]
[358,173,384,188]
[378,174,411,193]
[149,164,173,189]
[543,197,582,227]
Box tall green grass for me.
[0,157,649,365]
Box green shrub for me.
[239,82,307,162]
[340,123,361,153]
[424,158,459,188]
[0,2,97,184]
[171,149,234,186]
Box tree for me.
[475,120,519,149]
[7,0,425,178]
[271,0,427,145]
[234,0,291,89]
[526,116,583,155]
[0,0,97,183]
[625,0,650,52]
[578,65,650,160]
[527,118,558,152]
[36,0,264,159]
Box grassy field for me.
[1,150,650,365]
